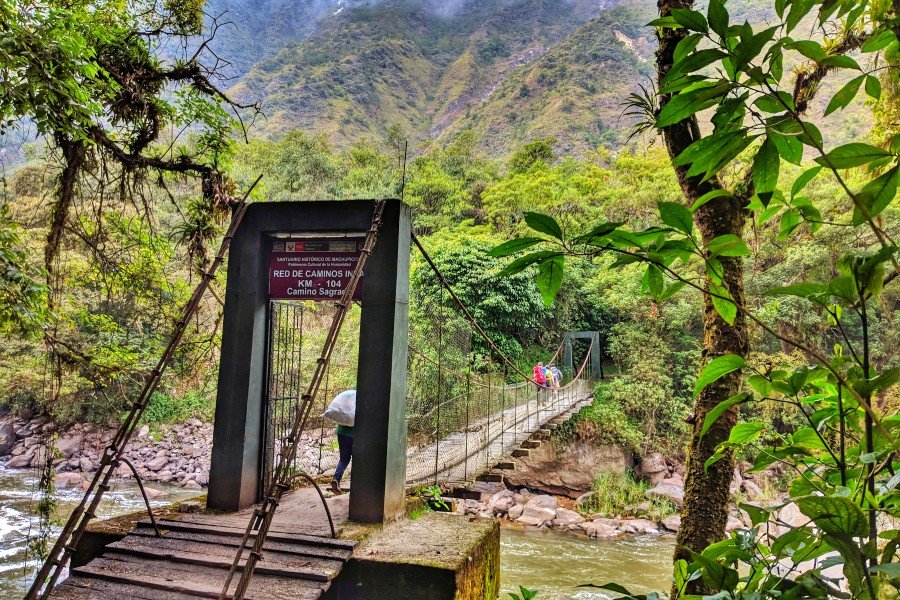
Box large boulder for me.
[0,422,16,455]
[552,508,584,528]
[637,453,668,485]
[506,441,633,498]
[518,498,557,526]
[508,503,525,520]
[55,472,85,489]
[489,490,516,515]
[8,452,33,468]
[777,502,805,535]
[661,515,681,532]
[55,434,83,459]
[645,482,684,508]
[619,518,660,535]
[584,521,619,539]
[524,495,558,511]
[146,455,169,471]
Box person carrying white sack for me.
[322,389,355,495]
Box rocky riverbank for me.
[0,415,213,490]
[455,451,776,540]
[0,414,341,491]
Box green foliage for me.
[0,206,47,335]
[143,390,214,424]
[578,471,677,521]
[508,586,538,600]
[508,139,557,175]
[411,236,548,359]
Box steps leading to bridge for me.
[51,489,355,600]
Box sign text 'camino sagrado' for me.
[269,237,365,301]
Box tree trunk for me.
[655,0,750,594]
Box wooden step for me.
[70,553,326,600]
[521,440,541,449]
[129,525,352,562]
[140,519,355,550]
[512,449,530,458]
[105,535,342,581]
[493,461,515,471]
[54,577,200,600]
[476,473,504,483]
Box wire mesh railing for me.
[260,240,598,489]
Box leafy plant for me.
[415,485,450,512]
[508,586,538,600]
[491,0,899,596]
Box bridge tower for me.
[562,330,603,380]
[207,200,412,524]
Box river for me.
[0,466,196,598]
[499,528,674,599]
[1,466,673,599]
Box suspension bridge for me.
[31,200,601,600]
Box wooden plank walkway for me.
[51,489,355,600]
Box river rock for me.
[183,480,202,490]
[56,434,83,459]
[517,505,557,527]
[30,446,47,467]
[525,495,558,511]
[777,502,805,535]
[589,516,621,528]
[143,487,168,499]
[661,515,681,532]
[506,441,632,498]
[0,422,16,455]
[726,516,744,533]
[620,518,659,535]
[79,457,93,472]
[55,472,85,488]
[584,521,619,539]
[8,452,33,468]
[508,503,524,520]
[645,482,684,508]
[552,508,584,527]
[489,490,516,514]
[147,455,169,471]
[638,453,668,485]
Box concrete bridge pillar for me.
[207,200,411,524]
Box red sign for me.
[269,237,365,301]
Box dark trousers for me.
[334,434,353,484]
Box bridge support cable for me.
[406,233,597,486]
[25,175,263,600]
[219,200,387,600]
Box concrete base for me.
[326,512,500,600]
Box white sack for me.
[322,389,356,426]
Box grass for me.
[143,389,215,424]
[579,471,677,521]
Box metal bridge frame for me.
[208,200,411,524]
[563,331,603,380]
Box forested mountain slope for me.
[209,0,872,154]
[216,0,627,147]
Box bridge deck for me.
[51,489,353,600]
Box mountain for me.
[212,0,632,152]
[207,0,873,155]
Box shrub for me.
[579,471,676,521]
[142,389,214,423]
